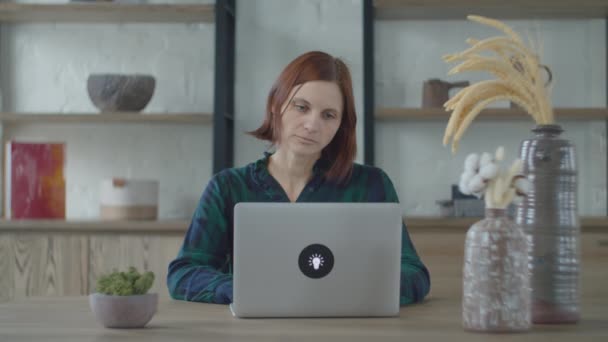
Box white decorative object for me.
[100,178,159,220]
[457,147,531,209]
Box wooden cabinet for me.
[0,233,88,300]
[1,218,606,303]
[0,234,13,302]
[0,222,186,303]
[409,228,608,299]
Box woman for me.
[167,51,430,305]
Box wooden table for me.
[1,291,607,341]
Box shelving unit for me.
[363,0,608,217]
[375,108,608,121]
[0,3,214,23]
[0,2,238,303]
[0,218,189,233]
[213,0,236,175]
[0,215,605,233]
[364,0,608,164]
[373,0,608,20]
[0,112,213,124]
[404,216,608,233]
[0,0,236,221]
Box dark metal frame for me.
[363,0,376,165]
[213,0,236,174]
[362,0,375,166]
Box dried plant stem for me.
[445,82,538,151]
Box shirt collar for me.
[250,151,329,192]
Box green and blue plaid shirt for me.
[167,153,430,305]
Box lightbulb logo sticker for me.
[299,244,334,279]
[309,254,324,270]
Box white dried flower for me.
[495,146,505,161]
[457,146,527,209]
[479,163,499,180]
[468,174,486,194]
[513,176,532,196]
[464,153,480,172]
[459,170,476,195]
[459,177,471,195]
[479,152,493,167]
[460,170,477,179]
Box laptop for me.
[230,202,402,318]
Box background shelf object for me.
[0,112,213,124]
[374,0,608,20]
[375,108,608,121]
[0,3,215,23]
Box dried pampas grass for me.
[443,15,554,153]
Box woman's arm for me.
[398,222,431,305]
[379,170,431,305]
[167,173,234,304]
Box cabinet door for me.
[89,234,182,298]
[8,233,88,300]
[0,233,14,303]
[581,233,608,298]
[409,230,466,298]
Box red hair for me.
[248,51,357,184]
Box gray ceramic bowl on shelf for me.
[87,74,156,112]
[89,293,158,329]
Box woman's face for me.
[277,80,343,157]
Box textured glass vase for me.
[463,209,531,332]
[515,124,580,324]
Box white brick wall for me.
[234,0,364,167]
[1,1,605,218]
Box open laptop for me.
[230,202,402,318]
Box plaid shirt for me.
[167,153,430,305]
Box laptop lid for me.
[231,202,402,318]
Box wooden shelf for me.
[0,112,213,124]
[405,216,608,233]
[376,108,608,121]
[1,216,605,233]
[0,3,214,23]
[0,218,188,233]
[374,0,608,20]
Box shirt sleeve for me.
[379,170,431,305]
[166,173,233,304]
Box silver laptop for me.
[231,202,402,318]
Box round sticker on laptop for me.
[298,244,334,279]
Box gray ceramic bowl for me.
[89,293,158,329]
[87,74,155,112]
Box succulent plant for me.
[96,267,155,296]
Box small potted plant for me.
[89,267,157,329]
